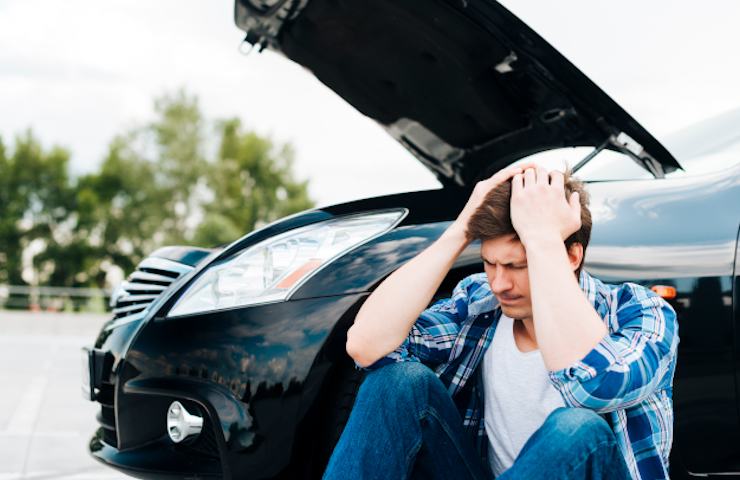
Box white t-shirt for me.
[482,314,566,476]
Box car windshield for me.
[510,107,740,181]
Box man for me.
[324,165,678,480]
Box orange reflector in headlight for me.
[276,260,323,289]
[650,285,676,299]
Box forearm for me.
[347,225,470,367]
[525,236,607,372]
[549,286,679,411]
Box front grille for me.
[96,382,118,448]
[112,257,193,319]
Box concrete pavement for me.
[0,311,129,479]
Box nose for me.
[488,266,513,295]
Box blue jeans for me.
[323,362,632,480]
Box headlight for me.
[168,210,406,317]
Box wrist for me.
[442,220,472,245]
[519,231,565,253]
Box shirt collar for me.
[469,281,500,317]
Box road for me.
[0,311,129,480]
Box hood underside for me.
[235,0,680,186]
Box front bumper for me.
[86,293,368,480]
[90,427,223,480]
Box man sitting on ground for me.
[323,165,678,480]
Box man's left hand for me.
[510,166,581,247]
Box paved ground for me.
[0,311,129,479]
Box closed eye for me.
[481,258,526,269]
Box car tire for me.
[327,364,367,450]
[313,359,367,477]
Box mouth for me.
[496,295,521,305]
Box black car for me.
[83,1,740,478]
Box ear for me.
[566,243,583,273]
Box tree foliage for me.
[195,118,312,246]
[0,89,314,291]
[0,130,80,286]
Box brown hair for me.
[466,170,592,276]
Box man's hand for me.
[510,166,581,247]
[448,162,536,239]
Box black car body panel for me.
[85,1,740,479]
[586,166,740,280]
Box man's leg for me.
[322,362,490,480]
[499,408,632,480]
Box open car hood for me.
[234,0,680,186]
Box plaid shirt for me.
[368,271,679,480]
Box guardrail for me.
[0,285,114,312]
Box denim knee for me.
[363,361,438,395]
[542,408,614,450]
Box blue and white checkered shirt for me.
[368,271,679,480]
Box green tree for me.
[150,90,208,246]
[75,130,163,278]
[75,90,210,279]
[1,89,314,293]
[0,136,17,285]
[0,130,79,287]
[81,89,314,275]
[194,118,314,246]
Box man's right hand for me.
[346,162,532,367]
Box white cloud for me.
[498,0,740,136]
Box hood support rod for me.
[572,137,610,173]
[572,135,665,179]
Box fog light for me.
[167,401,203,443]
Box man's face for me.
[481,234,532,322]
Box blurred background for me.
[0,1,738,479]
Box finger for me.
[511,172,524,194]
[514,161,536,171]
[569,191,581,220]
[494,166,523,183]
[523,167,536,187]
[550,170,564,190]
[535,165,549,185]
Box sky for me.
[1,0,739,208]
